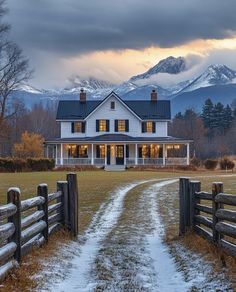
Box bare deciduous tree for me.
[0,0,32,134]
[0,43,32,129]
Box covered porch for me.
[45,140,191,167]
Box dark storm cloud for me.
[6,0,236,56]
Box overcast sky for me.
[6,0,236,88]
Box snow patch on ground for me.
[48,180,152,291]
[146,180,193,292]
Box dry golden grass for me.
[3,229,72,292]
[0,170,236,290]
[180,233,236,289]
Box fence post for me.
[179,177,190,235]
[57,181,69,230]
[189,181,201,229]
[212,182,223,244]
[7,188,21,263]
[37,184,49,242]
[67,173,79,237]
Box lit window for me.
[74,122,82,133]
[99,145,105,158]
[68,145,88,158]
[118,120,125,132]
[99,120,107,131]
[111,101,115,110]
[79,145,88,157]
[146,121,153,133]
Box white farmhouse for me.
[45,90,191,168]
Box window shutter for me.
[82,122,86,133]
[126,145,129,158]
[106,120,110,132]
[96,120,99,132]
[152,122,156,133]
[71,122,75,133]
[125,120,129,132]
[115,120,118,132]
[142,122,146,133]
[96,145,100,158]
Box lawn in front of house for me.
[1,170,236,291]
[0,170,235,233]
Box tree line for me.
[169,99,236,159]
[0,1,58,157]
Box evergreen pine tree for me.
[201,98,214,129]
[175,112,184,119]
[223,104,233,130]
[212,102,224,133]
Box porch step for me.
[104,165,126,172]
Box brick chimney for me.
[80,88,86,102]
[151,89,157,101]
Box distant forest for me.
[169,98,236,159]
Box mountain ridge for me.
[14,56,236,115]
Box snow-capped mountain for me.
[130,56,186,83]
[179,64,236,93]
[12,56,236,114]
[66,76,114,91]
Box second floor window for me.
[71,122,85,133]
[96,119,109,132]
[142,121,156,133]
[115,119,129,132]
[118,120,125,131]
[146,121,153,133]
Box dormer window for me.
[111,101,115,110]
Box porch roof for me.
[45,134,192,144]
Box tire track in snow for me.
[146,180,193,291]
[49,179,160,292]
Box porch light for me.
[174,145,180,149]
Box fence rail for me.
[179,177,236,258]
[0,173,78,282]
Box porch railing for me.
[137,158,164,165]
[56,158,91,165]
[165,158,187,165]
[55,157,188,166]
[94,158,105,165]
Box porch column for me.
[186,143,190,165]
[163,144,166,165]
[135,144,138,165]
[56,144,58,165]
[60,144,63,165]
[124,143,126,165]
[91,144,94,165]
[105,144,107,165]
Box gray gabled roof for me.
[56,92,171,120]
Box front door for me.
[116,145,124,165]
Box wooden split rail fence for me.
[179,177,236,257]
[0,173,78,281]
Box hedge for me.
[219,157,235,170]
[0,158,55,172]
[204,159,218,170]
